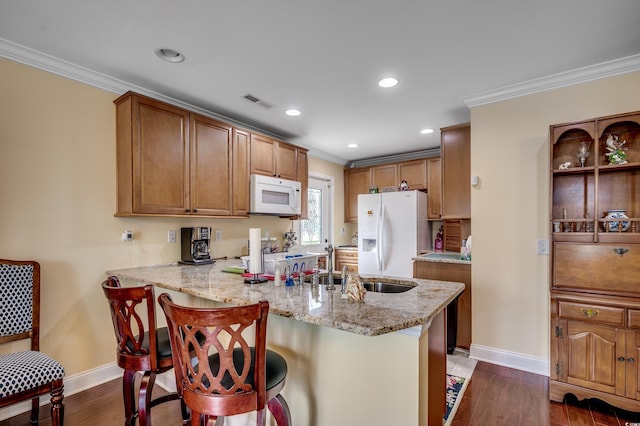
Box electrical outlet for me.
[214,229,222,241]
[121,230,133,241]
[168,230,176,244]
[537,239,549,255]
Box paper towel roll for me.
[249,228,262,274]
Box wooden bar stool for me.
[102,277,189,426]
[158,294,291,426]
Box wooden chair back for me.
[0,259,65,426]
[101,276,169,372]
[0,260,41,348]
[158,294,269,420]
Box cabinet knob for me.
[192,209,197,213]
[618,356,626,362]
[581,308,599,318]
[185,209,190,213]
[629,357,636,363]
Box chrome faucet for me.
[341,265,348,293]
[326,243,335,290]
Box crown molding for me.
[0,37,342,161]
[462,53,640,108]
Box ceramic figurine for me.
[399,180,409,191]
[559,161,571,170]
[605,134,628,164]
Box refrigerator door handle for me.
[379,203,385,272]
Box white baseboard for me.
[469,343,549,377]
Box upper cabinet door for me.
[426,157,442,219]
[370,164,398,190]
[398,159,427,190]
[344,167,371,222]
[250,133,277,176]
[115,93,190,215]
[232,128,251,216]
[441,123,471,219]
[189,114,233,216]
[250,133,298,180]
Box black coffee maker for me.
[180,227,214,265]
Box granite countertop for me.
[335,245,358,250]
[413,251,472,265]
[107,259,464,337]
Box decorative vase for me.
[603,209,630,232]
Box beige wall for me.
[470,71,640,363]
[0,58,348,377]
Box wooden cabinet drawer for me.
[628,310,640,330]
[335,249,358,260]
[558,301,624,326]
[553,243,640,294]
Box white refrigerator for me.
[357,190,430,278]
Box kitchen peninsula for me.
[107,259,464,425]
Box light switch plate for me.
[537,239,549,255]
[215,229,223,241]
[168,230,176,244]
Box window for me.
[302,187,323,245]
[293,172,333,253]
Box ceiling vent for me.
[243,94,273,109]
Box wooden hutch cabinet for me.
[549,110,640,412]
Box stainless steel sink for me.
[362,281,416,293]
[303,273,416,293]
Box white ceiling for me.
[1,0,640,164]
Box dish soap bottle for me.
[434,226,444,252]
[285,265,294,287]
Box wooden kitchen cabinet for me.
[114,92,190,216]
[114,92,236,216]
[414,260,471,349]
[370,159,428,191]
[344,167,371,222]
[231,128,251,216]
[296,149,309,219]
[426,157,442,219]
[250,133,298,181]
[549,111,640,411]
[344,158,432,223]
[189,114,234,216]
[441,123,470,219]
[114,91,310,218]
[398,159,428,190]
[335,248,358,273]
[370,164,397,190]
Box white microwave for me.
[250,174,301,215]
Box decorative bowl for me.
[603,209,630,232]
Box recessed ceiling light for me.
[347,143,359,149]
[420,128,434,134]
[155,48,185,63]
[285,109,301,117]
[378,77,399,88]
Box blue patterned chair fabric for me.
[0,261,65,425]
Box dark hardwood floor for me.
[452,361,640,426]
[3,361,640,425]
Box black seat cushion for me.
[130,327,173,360]
[206,348,287,392]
